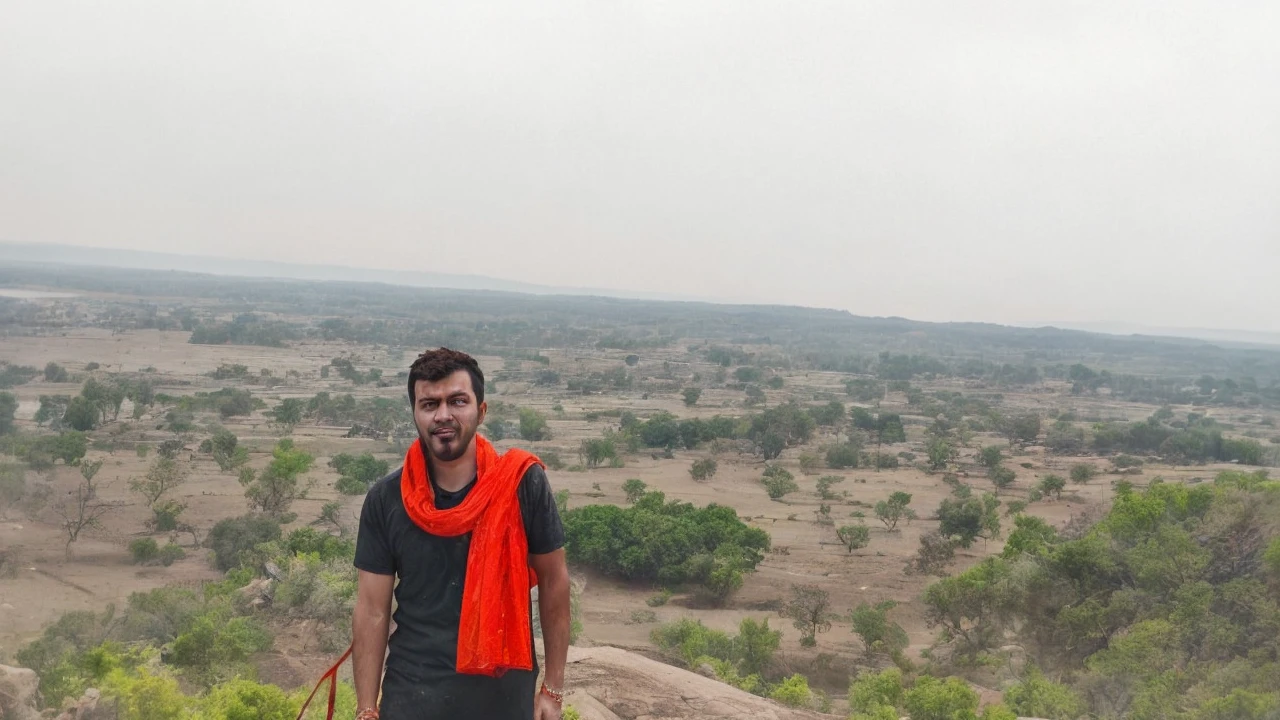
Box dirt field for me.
[0,311,1268,699]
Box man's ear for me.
[477,400,487,426]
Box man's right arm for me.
[352,569,394,712]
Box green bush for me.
[152,499,185,531]
[902,675,979,720]
[761,465,798,500]
[769,674,813,708]
[130,538,160,564]
[825,442,861,469]
[1003,669,1085,720]
[170,614,272,673]
[199,677,296,720]
[208,514,282,571]
[563,491,768,592]
[159,542,185,566]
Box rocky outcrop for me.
[563,646,833,719]
[0,664,41,720]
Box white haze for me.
[1,1,1277,330]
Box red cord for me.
[295,643,354,720]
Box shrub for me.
[769,674,813,708]
[690,458,718,482]
[826,442,861,469]
[874,491,916,531]
[902,676,979,720]
[518,408,552,441]
[1039,474,1066,500]
[850,601,909,656]
[761,465,798,500]
[905,532,956,576]
[158,542,185,567]
[151,499,185,531]
[335,475,368,495]
[849,668,904,717]
[1003,669,1085,720]
[837,524,871,553]
[646,589,672,607]
[208,514,282,571]
[816,475,844,500]
[1070,463,1097,484]
[563,492,769,594]
[130,538,160,564]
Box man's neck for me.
[427,442,478,493]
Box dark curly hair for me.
[406,348,484,405]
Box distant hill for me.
[0,241,701,303]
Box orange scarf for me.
[400,434,542,677]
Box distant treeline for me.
[5,263,1280,403]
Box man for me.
[352,348,570,720]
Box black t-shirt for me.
[354,459,565,720]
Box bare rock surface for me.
[563,646,834,720]
[0,664,41,720]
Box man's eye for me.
[452,398,466,406]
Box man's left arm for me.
[530,549,570,714]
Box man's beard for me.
[419,420,478,463]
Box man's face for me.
[412,370,486,463]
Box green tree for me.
[926,437,955,471]
[622,478,647,503]
[849,668,904,719]
[816,475,844,500]
[1039,474,1066,500]
[978,445,1003,469]
[129,457,187,506]
[783,584,831,647]
[938,493,1001,547]
[518,408,552,441]
[33,395,69,429]
[1001,514,1058,558]
[874,491,916,531]
[825,441,861,469]
[849,600,909,656]
[240,439,314,515]
[329,452,389,494]
[988,465,1016,494]
[690,458,718,482]
[0,391,16,434]
[1002,413,1042,446]
[733,617,780,676]
[682,387,702,407]
[769,674,812,708]
[902,676,980,720]
[269,398,305,426]
[208,514,282,571]
[761,465,798,500]
[837,524,872,553]
[1070,463,1097,484]
[63,395,99,431]
[209,429,248,472]
[44,362,69,382]
[1003,669,1085,720]
[579,435,618,468]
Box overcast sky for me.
[2,1,1277,330]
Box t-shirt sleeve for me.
[518,465,566,556]
[354,480,396,575]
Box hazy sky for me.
[2,1,1277,330]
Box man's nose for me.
[431,403,453,423]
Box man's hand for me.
[534,691,562,720]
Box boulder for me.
[0,664,40,720]
[564,646,833,719]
